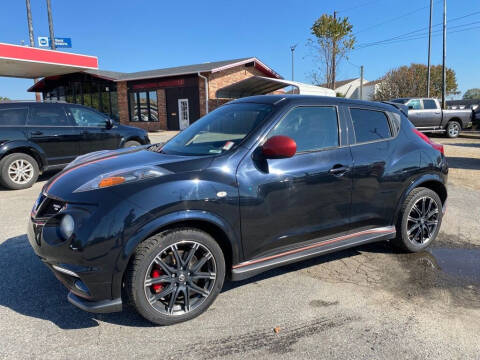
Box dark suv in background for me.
[0,102,150,189]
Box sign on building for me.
[37,37,72,48]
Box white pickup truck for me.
[392,98,473,138]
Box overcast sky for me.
[1,0,478,99]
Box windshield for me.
[159,103,273,156]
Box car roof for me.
[230,95,400,113]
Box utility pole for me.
[25,0,41,102]
[290,44,297,81]
[427,0,433,97]
[331,11,337,90]
[46,0,56,50]
[442,0,447,109]
[360,65,364,100]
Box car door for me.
[27,104,81,167]
[237,105,353,260]
[67,105,120,154]
[347,107,399,229]
[421,99,442,127]
[406,99,425,127]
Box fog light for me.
[59,214,75,239]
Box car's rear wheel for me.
[124,140,141,148]
[446,120,461,138]
[393,187,443,252]
[126,228,225,325]
[0,153,39,190]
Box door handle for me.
[329,164,350,176]
[31,131,43,136]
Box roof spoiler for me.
[382,101,408,116]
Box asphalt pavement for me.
[0,135,479,359]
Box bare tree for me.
[307,14,355,89]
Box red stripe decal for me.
[232,227,395,269]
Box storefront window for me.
[128,90,159,122]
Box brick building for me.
[28,57,282,131]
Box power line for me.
[355,10,480,49]
[354,1,440,35]
[355,24,480,49]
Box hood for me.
[44,146,212,201]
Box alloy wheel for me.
[407,196,439,245]
[8,159,34,185]
[448,122,459,137]
[143,241,217,316]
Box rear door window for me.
[0,107,28,125]
[28,104,71,126]
[350,108,392,143]
[423,99,438,110]
[268,106,339,153]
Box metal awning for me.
[0,42,98,78]
[216,76,336,98]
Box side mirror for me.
[262,135,296,159]
[105,118,114,129]
[408,105,414,110]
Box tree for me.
[463,88,480,100]
[308,14,355,89]
[0,96,10,101]
[373,64,458,101]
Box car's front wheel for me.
[124,140,141,148]
[0,153,39,190]
[393,187,443,252]
[126,228,225,325]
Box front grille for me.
[35,196,66,219]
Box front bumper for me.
[27,194,123,312]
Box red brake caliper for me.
[151,268,164,293]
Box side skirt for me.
[231,226,396,281]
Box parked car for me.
[391,97,473,138]
[0,101,150,189]
[28,95,448,325]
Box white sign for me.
[38,36,49,47]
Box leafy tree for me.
[373,64,458,101]
[0,96,10,101]
[463,88,480,100]
[308,14,355,89]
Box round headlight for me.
[59,214,75,239]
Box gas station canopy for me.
[0,42,98,78]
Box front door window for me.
[178,99,190,130]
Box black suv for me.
[28,95,447,325]
[0,102,150,189]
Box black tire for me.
[446,120,461,138]
[0,153,39,190]
[124,140,141,148]
[126,228,225,325]
[392,187,443,252]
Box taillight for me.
[412,128,444,155]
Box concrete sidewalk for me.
[148,131,178,144]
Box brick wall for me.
[117,81,128,124]
[198,65,267,115]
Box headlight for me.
[59,214,75,239]
[73,165,168,193]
